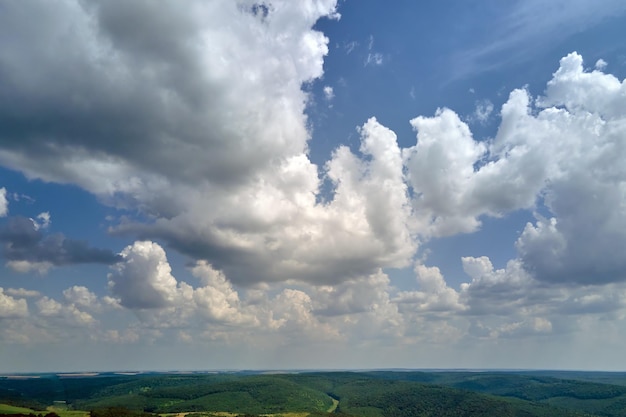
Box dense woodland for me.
[4,371,626,417]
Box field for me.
[4,371,626,417]
[0,404,35,414]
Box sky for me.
[1,0,626,373]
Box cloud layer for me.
[1,0,626,369]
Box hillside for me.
[3,371,625,416]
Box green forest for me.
[4,371,626,417]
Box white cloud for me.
[31,212,51,230]
[36,297,63,317]
[395,264,464,313]
[0,0,338,196]
[323,85,334,101]
[344,40,358,54]
[0,288,28,318]
[108,241,180,309]
[191,261,255,325]
[365,52,383,67]
[6,260,53,274]
[63,286,100,310]
[1,0,626,363]
[511,53,626,284]
[0,187,7,217]
[5,288,41,298]
[364,35,383,66]
[102,329,140,344]
[403,108,488,237]
[471,99,494,124]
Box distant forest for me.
[4,370,626,417]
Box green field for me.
[0,403,36,414]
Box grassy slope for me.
[0,403,35,414]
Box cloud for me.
[191,261,255,325]
[63,286,100,310]
[0,187,7,217]
[0,0,419,287]
[5,288,41,298]
[111,116,414,287]
[6,260,53,274]
[511,53,626,284]
[470,99,494,124]
[0,0,337,196]
[313,270,395,316]
[451,0,626,79]
[344,40,358,54]
[1,0,626,353]
[0,216,122,272]
[394,264,464,313]
[36,296,95,326]
[365,52,383,67]
[323,85,334,101]
[0,288,28,318]
[108,241,182,309]
[364,35,383,66]
[31,212,50,230]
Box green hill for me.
[73,375,334,415]
[6,371,626,416]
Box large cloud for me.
[0,0,336,196]
[0,0,420,286]
[1,1,626,328]
[112,117,415,286]
[512,53,626,284]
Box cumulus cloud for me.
[108,241,182,309]
[36,295,96,326]
[112,116,414,287]
[1,0,626,353]
[0,288,28,318]
[0,0,418,287]
[0,0,337,195]
[511,53,626,284]
[395,264,464,313]
[0,216,121,272]
[191,261,255,325]
[313,272,381,315]
[63,286,100,310]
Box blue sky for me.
[2,0,626,372]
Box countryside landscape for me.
[5,370,626,417]
[3,3,626,417]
